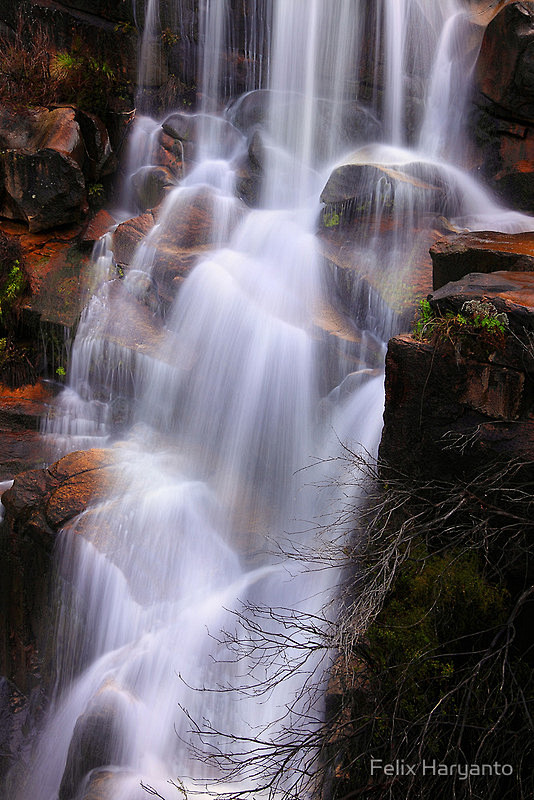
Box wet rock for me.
[46,464,118,529]
[112,190,245,311]
[32,107,85,168]
[1,448,121,695]
[79,768,151,800]
[320,145,458,223]
[228,89,381,146]
[379,271,534,478]
[154,130,186,179]
[226,89,271,132]
[0,381,53,481]
[79,770,116,800]
[3,449,118,535]
[162,110,197,142]
[235,130,265,206]
[162,111,243,161]
[0,106,116,231]
[430,270,534,333]
[0,108,88,232]
[0,148,86,233]
[158,187,222,248]
[18,231,93,328]
[131,165,176,211]
[157,186,246,250]
[471,1,534,210]
[80,280,166,358]
[74,109,114,181]
[431,230,534,290]
[318,224,437,337]
[150,246,204,306]
[112,213,155,267]
[475,1,534,121]
[82,209,116,244]
[59,683,136,800]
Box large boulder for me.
[112,213,156,268]
[59,683,136,800]
[131,165,176,211]
[320,145,462,225]
[162,111,244,162]
[475,1,534,121]
[0,448,119,696]
[471,1,534,210]
[0,107,114,232]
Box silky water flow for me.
[9,2,534,799]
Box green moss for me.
[0,261,26,322]
[368,543,509,689]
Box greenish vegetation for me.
[0,232,37,387]
[414,296,509,352]
[0,234,27,330]
[0,12,133,115]
[87,183,105,210]
[323,449,534,800]
[323,210,340,228]
[0,261,26,327]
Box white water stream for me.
[9,2,534,799]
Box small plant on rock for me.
[413,296,508,356]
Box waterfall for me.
[8,2,534,799]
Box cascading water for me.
[8,1,534,799]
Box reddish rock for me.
[3,448,118,536]
[430,270,534,333]
[0,148,86,233]
[82,209,116,244]
[156,130,186,178]
[471,2,534,210]
[380,270,534,478]
[0,221,93,327]
[112,213,155,267]
[475,1,534,121]
[157,187,229,249]
[46,465,117,529]
[151,245,207,304]
[32,107,85,167]
[0,445,120,699]
[431,230,534,290]
[0,381,54,480]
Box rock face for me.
[471,1,534,211]
[112,187,247,313]
[0,106,113,232]
[320,145,463,228]
[0,381,53,480]
[380,271,534,478]
[431,230,534,290]
[58,682,135,800]
[0,449,118,697]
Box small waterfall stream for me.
[9,2,534,799]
